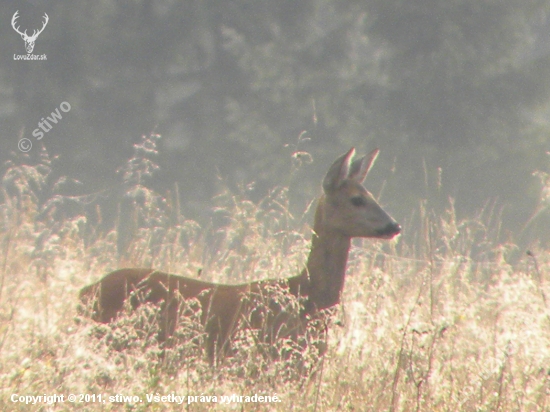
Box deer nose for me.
[378,222,401,237]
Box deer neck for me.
[302,197,351,312]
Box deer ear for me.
[348,148,380,183]
[323,148,355,192]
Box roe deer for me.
[79,148,400,363]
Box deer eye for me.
[350,196,366,207]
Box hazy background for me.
[2,0,550,250]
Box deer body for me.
[79,148,400,362]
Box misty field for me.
[1,147,549,411]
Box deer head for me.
[320,148,401,239]
[12,11,49,54]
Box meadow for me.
[0,141,549,411]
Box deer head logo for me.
[12,11,49,54]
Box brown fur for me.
[79,148,401,362]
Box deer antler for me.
[31,13,49,40]
[11,11,26,37]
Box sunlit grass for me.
[0,139,549,411]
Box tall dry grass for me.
[0,138,549,411]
